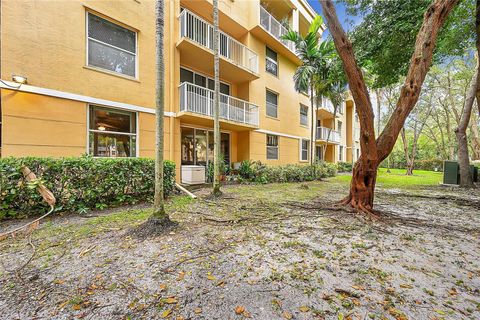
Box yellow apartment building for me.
[0,0,360,183]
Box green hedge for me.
[337,161,353,173]
[234,160,337,184]
[0,156,175,219]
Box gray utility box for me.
[443,161,479,185]
[181,165,206,185]
[443,161,459,185]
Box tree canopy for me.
[344,0,475,88]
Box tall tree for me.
[282,16,324,165]
[320,0,459,214]
[454,0,480,187]
[152,0,171,224]
[212,0,221,195]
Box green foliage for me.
[380,158,444,172]
[0,156,176,219]
[345,0,475,88]
[337,161,353,173]
[206,155,228,183]
[235,160,336,184]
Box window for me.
[266,89,278,118]
[180,67,230,95]
[338,145,344,161]
[356,148,360,160]
[337,120,343,133]
[338,103,344,114]
[300,139,309,161]
[89,106,137,157]
[87,13,137,77]
[266,134,278,160]
[266,47,278,76]
[300,105,308,126]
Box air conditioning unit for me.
[181,165,206,185]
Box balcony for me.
[317,98,336,118]
[250,6,301,65]
[316,126,341,144]
[178,9,259,83]
[179,82,259,129]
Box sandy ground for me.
[0,178,479,320]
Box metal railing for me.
[179,9,259,74]
[259,6,296,53]
[316,126,341,144]
[179,82,259,127]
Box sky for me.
[306,1,363,39]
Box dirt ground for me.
[1,177,479,320]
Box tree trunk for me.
[400,128,413,175]
[212,0,221,195]
[310,81,316,165]
[320,0,458,213]
[470,111,480,160]
[455,66,478,187]
[341,157,379,211]
[376,89,381,136]
[153,0,167,219]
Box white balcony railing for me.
[259,6,296,53]
[179,9,259,74]
[317,126,341,144]
[179,82,259,127]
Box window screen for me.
[266,90,278,118]
[266,134,278,160]
[300,105,308,126]
[266,47,278,76]
[87,13,136,77]
[301,139,309,161]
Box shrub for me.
[337,161,353,173]
[236,160,336,184]
[0,156,175,219]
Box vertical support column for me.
[292,8,299,33]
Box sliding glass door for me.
[181,127,230,167]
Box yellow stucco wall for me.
[0,0,357,170]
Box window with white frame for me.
[338,145,344,161]
[300,104,308,126]
[89,106,137,157]
[266,47,278,76]
[338,102,344,114]
[266,89,278,118]
[87,12,137,77]
[337,120,343,133]
[300,139,309,161]
[266,134,278,160]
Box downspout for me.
[169,0,175,162]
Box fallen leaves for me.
[235,306,245,314]
[299,305,310,312]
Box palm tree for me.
[151,0,170,224]
[212,0,222,195]
[282,16,324,165]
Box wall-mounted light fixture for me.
[12,75,27,84]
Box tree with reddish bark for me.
[320,0,459,214]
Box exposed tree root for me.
[337,196,379,220]
[128,216,177,240]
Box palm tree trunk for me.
[310,81,315,165]
[212,0,221,195]
[153,0,167,219]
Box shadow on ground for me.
[1,178,479,319]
